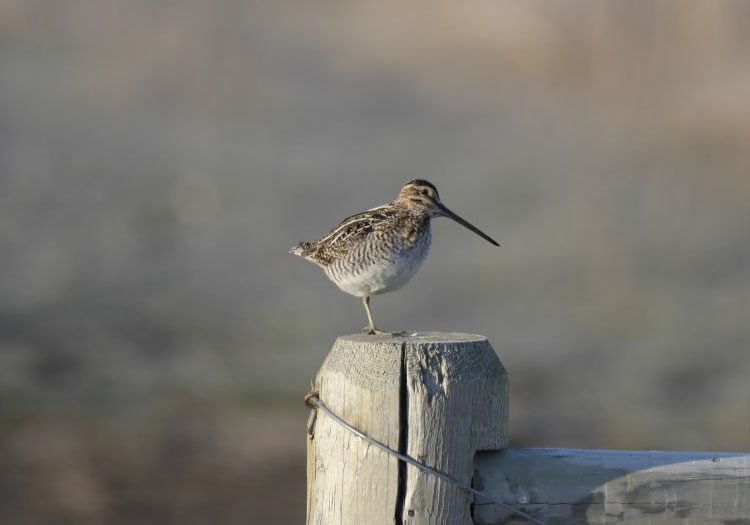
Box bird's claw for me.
[362,327,407,336]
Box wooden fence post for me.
[306,332,508,524]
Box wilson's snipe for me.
[290,180,499,334]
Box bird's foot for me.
[362,327,407,336]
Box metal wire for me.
[306,394,546,525]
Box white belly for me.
[327,230,431,297]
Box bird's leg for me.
[362,296,406,336]
[362,296,378,334]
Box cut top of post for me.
[337,332,489,344]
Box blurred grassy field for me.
[1,1,749,523]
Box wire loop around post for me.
[305,392,546,525]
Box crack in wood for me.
[395,341,408,524]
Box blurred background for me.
[1,1,749,523]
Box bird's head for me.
[395,179,499,246]
[396,179,443,216]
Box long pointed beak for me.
[438,203,499,246]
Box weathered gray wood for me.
[306,332,508,525]
[306,335,402,524]
[402,333,508,524]
[474,448,750,524]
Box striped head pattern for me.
[395,179,499,246]
[395,179,443,217]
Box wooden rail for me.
[474,448,750,524]
[305,333,750,524]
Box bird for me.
[290,179,499,335]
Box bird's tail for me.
[289,242,309,257]
[290,241,329,269]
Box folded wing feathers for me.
[290,206,398,267]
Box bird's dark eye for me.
[421,189,429,196]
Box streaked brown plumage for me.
[291,180,498,334]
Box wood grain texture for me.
[306,335,402,525]
[306,332,508,525]
[473,448,750,524]
[402,334,508,524]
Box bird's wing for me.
[292,206,398,266]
